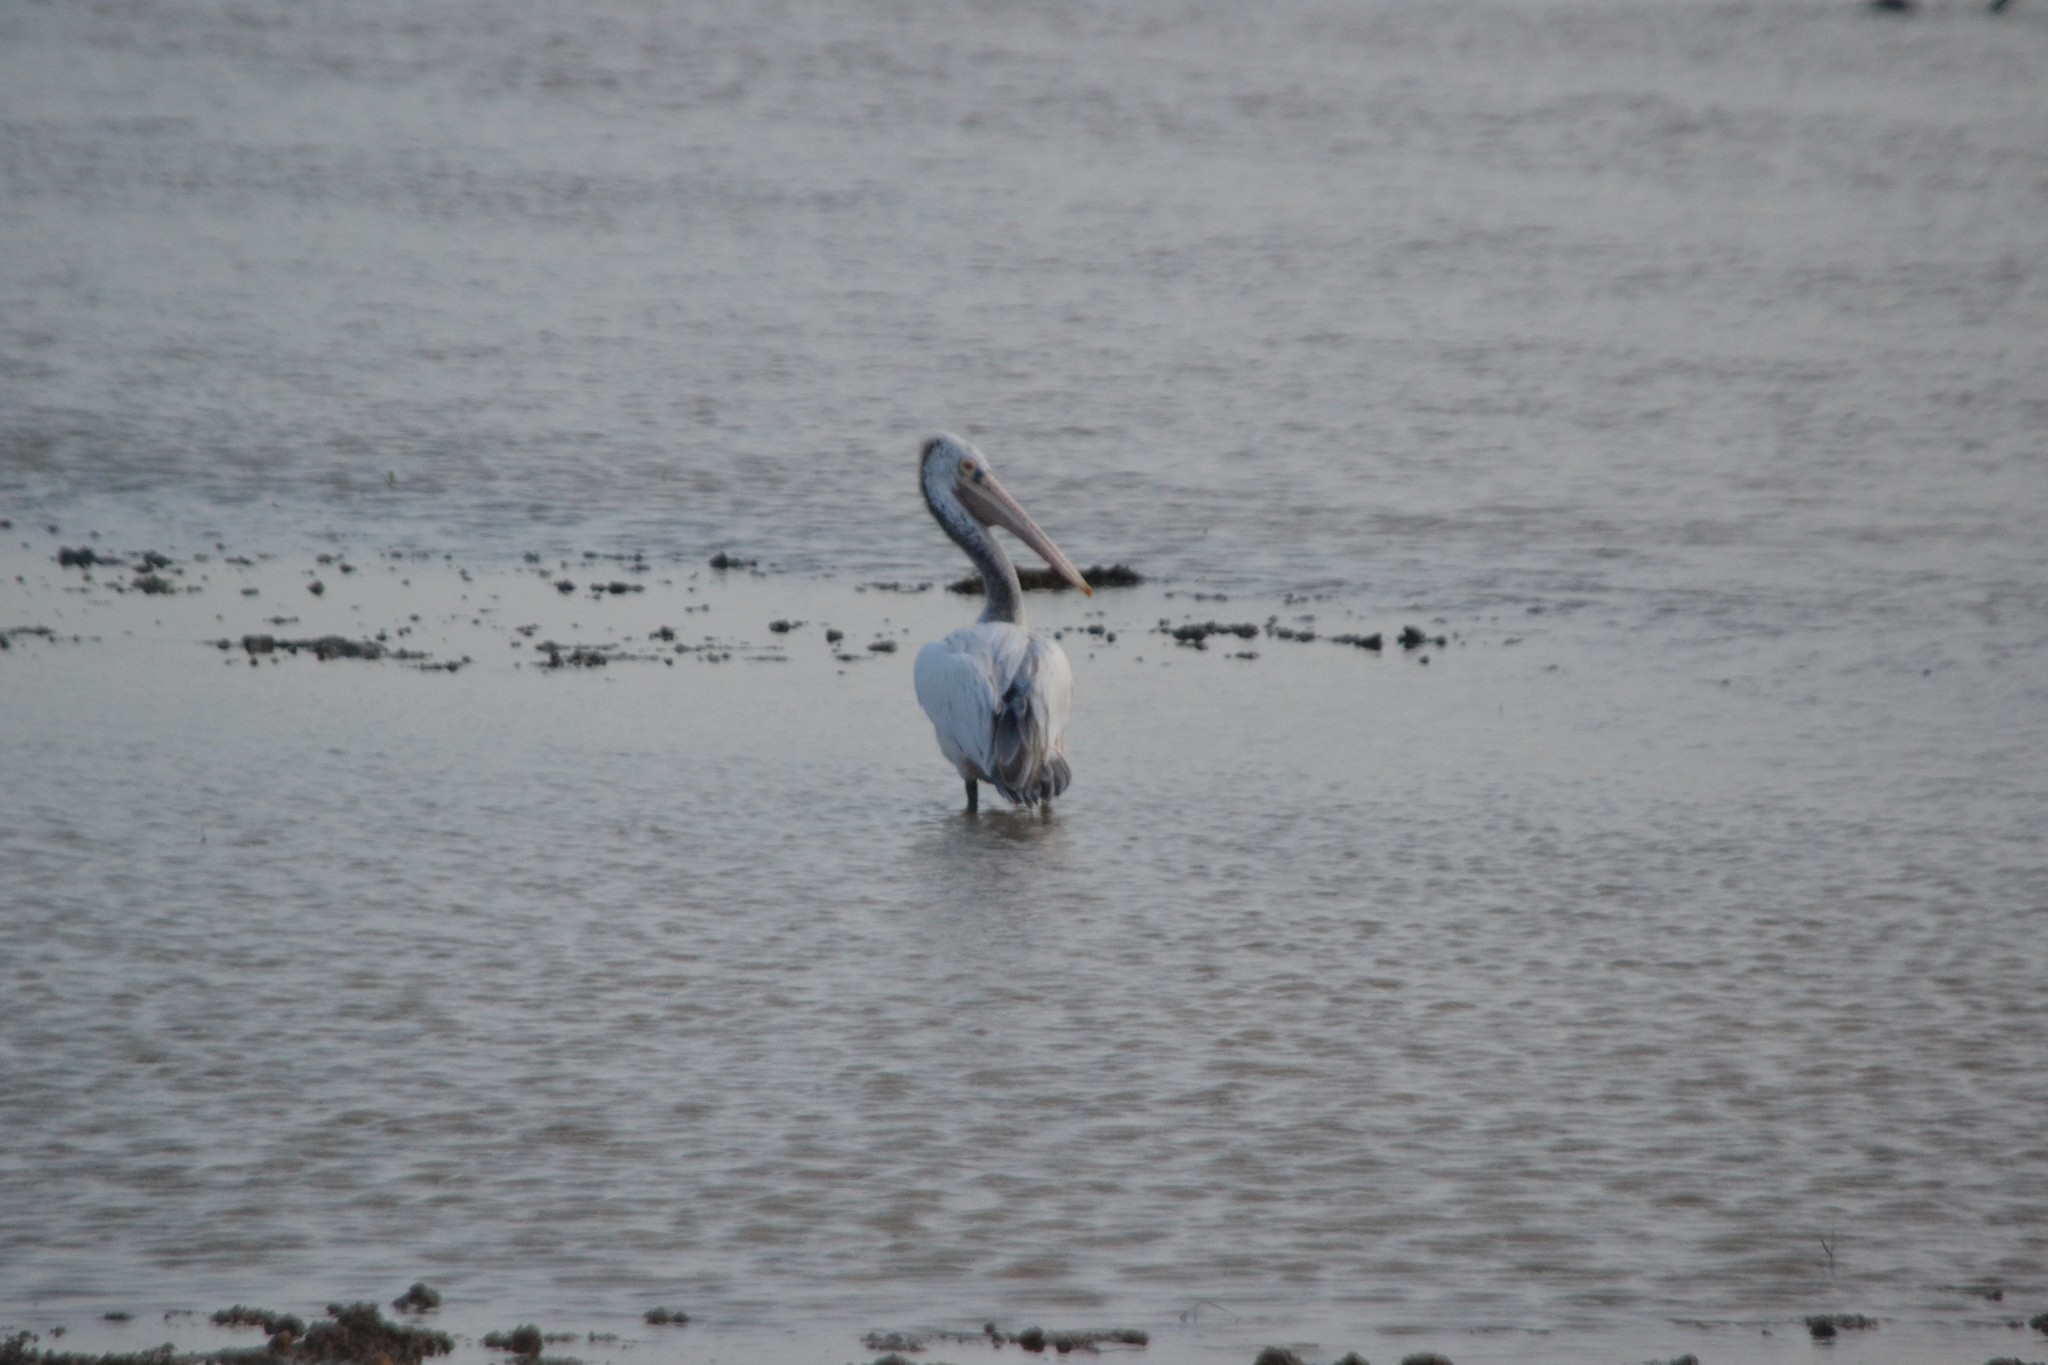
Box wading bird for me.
[913,434,1091,813]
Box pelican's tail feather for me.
[991,673,1071,807]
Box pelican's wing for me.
[914,626,1073,806]
[915,631,1005,785]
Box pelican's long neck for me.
[927,480,1024,626]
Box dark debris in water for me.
[1805,1313,1878,1339]
[640,1311,688,1327]
[210,1312,304,1338]
[296,1303,452,1365]
[479,1328,541,1358]
[949,564,1143,595]
[389,1286,441,1315]
[707,552,757,570]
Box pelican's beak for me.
[958,471,1092,596]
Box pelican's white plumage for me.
[912,434,1089,812]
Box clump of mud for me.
[389,1286,440,1315]
[296,1303,453,1365]
[868,1325,1148,1356]
[210,1312,303,1338]
[949,564,1143,594]
[1804,1313,1877,1340]
[478,1328,541,1357]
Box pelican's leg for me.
[964,778,978,814]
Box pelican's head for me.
[920,434,1092,595]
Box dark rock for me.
[1399,1355,1455,1365]
[138,551,172,570]
[825,629,844,644]
[56,547,105,568]
[641,1310,688,1327]
[768,620,794,633]
[2032,1312,2048,1334]
[1333,1355,1370,1365]
[868,639,898,653]
[555,580,575,594]
[1015,1327,1046,1352]
[307,580,325,596]
[708,552,756,569]
[1331,632,1382,650]
[1251,1350,1303,1365]
[390,1285,441,1314]
[133,573,176,594]
[102,1316,132,1325]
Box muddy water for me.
[3,0,2046,1362]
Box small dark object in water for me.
[868,639,898,653]
[1333,1355,1371,1365]
[708,552,756,569]
[1251,1349,1303,1365]
[871,1355,917,1365]
[825,628,844,644]
[304,636,383,661]
[1664,1356,1698,1365]
[139,551,172,569]
[102,1315,132,1324]
[298,1303,452,1365]
[133,573,176,594]
[1869,0,1913,10]
[2031,1313,2048,1334]
[1331,632,1383,650]
[1397,625,1444,649]
[555,579,575,593]
[602,581,639,594]
[1015,1327,1047,1352]
[56,546,105,567]
[480,1326,543,1357]
[211,1309,306,1337]
[390,1285,441,1314]
[641,1310,689,1326]
[860,1332,922,1352]
[1170,621,1259,645]
[307,580,325,596]
[1399,1355,1455,1365]
[1806,1314,1876,1337]
[768,619,794,632]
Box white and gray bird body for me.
[912,434,1088,810]
[915,621,1074,806]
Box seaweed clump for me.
[210,1313,304,1339]
[296,1304,452,1365]
[389,1287,440,1315]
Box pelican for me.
[913,434,1091,813]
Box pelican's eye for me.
[960,460,981,482]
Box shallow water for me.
[3,0,2047,1361]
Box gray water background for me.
[3,0,2047,1357]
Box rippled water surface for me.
[3,0,2045,1361]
